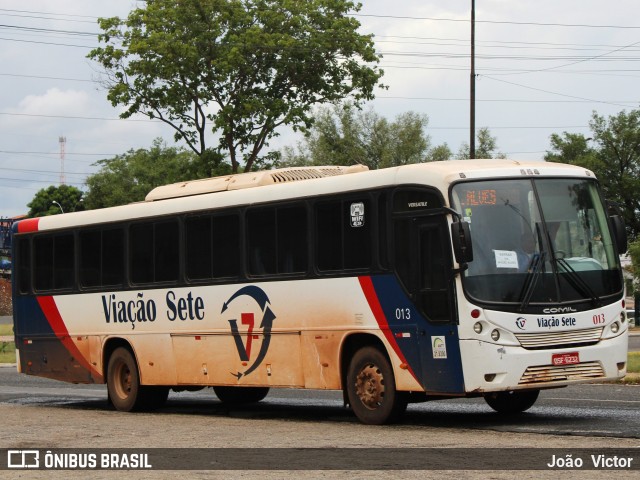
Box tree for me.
[457,127,505,159]
[429,143,454,162]
[546,109,640,239]
[280,103,435,169]
[545,132,597,166]
[83,139,227,209]
[27,185,84,218]
[88,0,383,173]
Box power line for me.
[0,112,154,122]
[480,75,635,108]
[354,13,640,29]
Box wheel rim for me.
[113,361,132,400]
[354,363,385,410]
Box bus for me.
[11,160,629,424]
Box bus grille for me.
[519,361,604,385]
[515,327,603,350]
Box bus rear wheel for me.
[484,389,539,414]
[107,347,169,412]
[213,386,270,404]
[346,346,408,425]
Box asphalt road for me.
[1,365,639,439]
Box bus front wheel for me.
[107,347,168,412]
[346,346,408,425]
[484,389,540,414]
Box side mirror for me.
[451,221,473,264]
[610,215,628,253]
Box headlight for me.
[491,329,500,342]
[473,322,483,334]
[611,321,620,334]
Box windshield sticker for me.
[432,336,447,359]
[350,202,364,227]
[494,250,519,269]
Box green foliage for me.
[0,340,15,364]
[27,184,84,217]
[545,132,597,166]
[628,352,640,374]
[546,109,640,239]
[88,0,384,173]
[429,143,454,162]
[457,127,505,159]
[627,238,640,294]
[83,139,229,209]
[279,103,445,169]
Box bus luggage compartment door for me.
[171,331,304,387]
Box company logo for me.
[515,317,527,330]
[222,285,276,380]
[542,306,577,314]
[8,450,39,469]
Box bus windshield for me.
[451,177,622,308]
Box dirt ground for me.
[0,278,10,316]
[1,402,639,480]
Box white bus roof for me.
[22,160,595,232]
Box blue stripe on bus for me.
[368,275,465,394]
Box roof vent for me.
[145,165,368,201]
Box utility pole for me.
[470,0,476,159]
[59,136,66,185]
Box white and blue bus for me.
[12,160,629,424]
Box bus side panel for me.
[120,334,178,385]
[13,295,100,383]
[170,332,304,387]
[300,331,343,390]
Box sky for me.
[0,0,639,217]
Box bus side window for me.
[80,228,124,288]
[186,216,212,280]
[212,214,240,278]
[247,206,307,276]
[316,199,371,272]
[277,205,307,274]
[102,228,125,286]
[247,208,277,275]
[154,221,179,282]
[34,236,54,291]
[316,201,342,271]
[80,230,101,287]
[33,234,74,291]
[130,220,179,284]
[130,223,154,284]
[186,213,241,280]
[17,237,31,294]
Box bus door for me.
[394,213,464,394]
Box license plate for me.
[552,352,580,366]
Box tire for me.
[107,347,169,412]
[346,346,408,425]
[484,389,540,414]
[213,386,270,404]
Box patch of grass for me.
[0,340,15,364]
[0,323,13,336]
[627,351,640,374]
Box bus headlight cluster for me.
[473,322,483,334]
[611,321,620,334]
[491,329,500,342]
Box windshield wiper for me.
[556,257,601,307]
[518,251,546,312]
